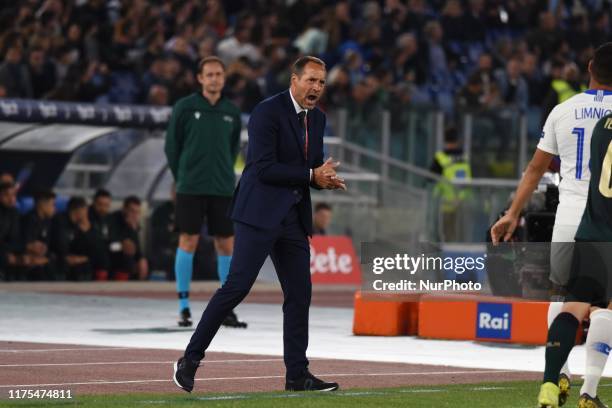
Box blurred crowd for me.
[0,172,148,281]
[0,0,610,118]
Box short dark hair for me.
[67,197,87,212]
[444,127,459,143]
[291,56,326,77]
[0,182,12,195]
[591,42,612,86]
[315,202,332,212]
[33,189,55,204]
[197,56,225,73]
[123,195,141,208]
[93,188,111,201]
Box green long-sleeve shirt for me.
[164,92,242,196]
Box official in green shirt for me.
[164,56,246,328]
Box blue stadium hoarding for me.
[475,302,512,340]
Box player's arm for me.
[164,106,183,180]
[310,114,325,190]
[490,148,555,243]
[230,112,241,163]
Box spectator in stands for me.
[521,53,546,107]
[27,46,56,99]
[313,203,333,236]
[21,190,57,280]
[217,18,261,66]
[494,57,529,111]
[109,196,148,281]
[0,173,17,202]
[0,182,21,281]
[567,15,592,55]
[542,61,585,120]
[327,0,352,50]
[202,0,227,38]
[147,84,169,106]
[141,58,165,97]
[391,33,426,86]
[89,189,112,280]
[50,197,97,281]
[440,0,465,43]
[0,0,611,132]
[471,53,495,101]
[456,73,486,110]
[526,12,562,60]
[463,0,487,43]
[77,61,111,102]
[422,20,451,90]
[224,58,264,113]
[0,42,32,98]
[590,11,611,46]
[0,173,13,184]
[324,64,352,108]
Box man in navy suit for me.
[173,56,345,393]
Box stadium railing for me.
[0,99,525,245]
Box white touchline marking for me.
[0,347,135,353]
[138,385,528,404]
[0,359,285,368]
[0,370,519,388]
[400,389,444,393]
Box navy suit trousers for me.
[184,206,311,379]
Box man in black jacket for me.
[21,190,57,280]
[108,196,148,280]
[51,197,97,281]
[0,182,20,281]
[89,189,112,280]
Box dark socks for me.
[543,312,579,384]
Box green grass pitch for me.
[2,380,611,407]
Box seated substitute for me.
[21,190,57,280]
[50,197,98,281]
[108,196,148,280]
[0,181,21,281]
[88,189,113,280]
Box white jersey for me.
[538,90,612,208]
[539,90,612,283]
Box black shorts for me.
[566,241,612,308]
[175,194,234,237]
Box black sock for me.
[543,312,578,384]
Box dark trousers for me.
[185,206,311,379]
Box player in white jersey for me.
[491,43,612,407]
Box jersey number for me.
[572,127,586,179]
[598,139,612,198]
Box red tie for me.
[301,112,308,159]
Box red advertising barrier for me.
[309,235,361,284]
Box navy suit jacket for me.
[230,90,325,235]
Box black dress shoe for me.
[285,370,339,391]
[222,310,248,328]
[173,357,199,392]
